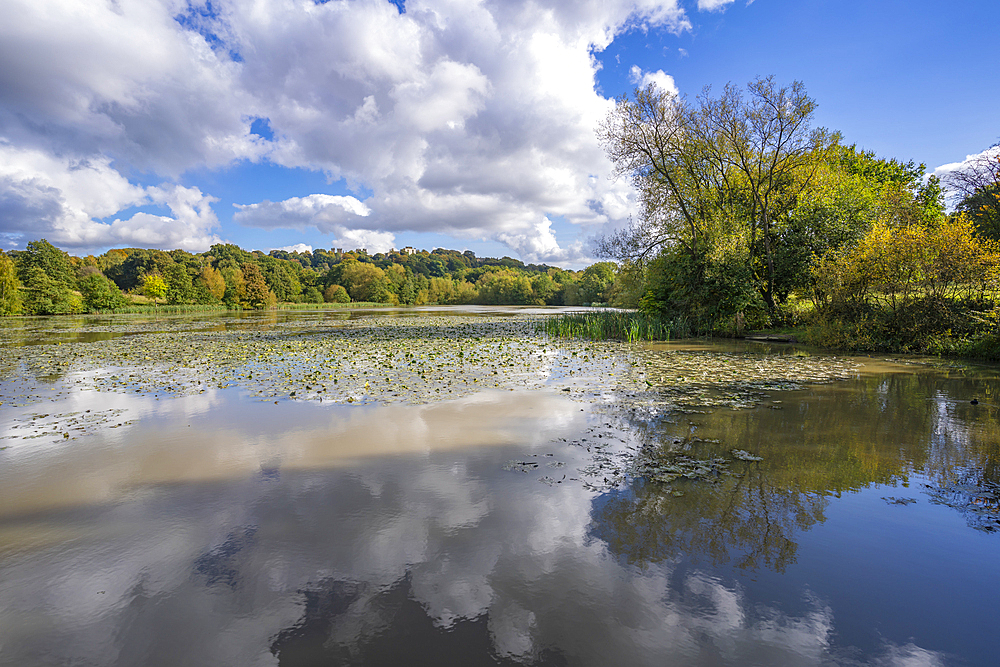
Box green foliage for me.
[425,277,477,304]
[221,267,246,308]
[79,272,128,311]
[208,243,253,269]
[579,262,616,303]
[141,274,168,301]
[806,215,1000,357]
[475,269,536,305]
[259,255,302,302]
[812,216,999,314]
[341,262,392,303]
[303,286,324,303]
[958,183,1000,241]
[640,243,765,333]
[19,266,83,315]
[106,249,176,291]
[164,263,194,304]
[199,265,226,300]
[0,252,23,315]
[542,311,689,342]
[15,239,77,289]
[0,239,627,315]
[323,284,351,303]
[242,262,276,309]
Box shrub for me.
[323,284,350,303]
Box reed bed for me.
[541,310,689,342]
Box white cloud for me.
[698,0,737,11]
[233,194,371,230]
[0,143,222,251]
[932,145,1000,180]
[628,65,679,96]
[0,0,695,260]
[233,193,392,251]
[271,243,313,253]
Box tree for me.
[19,266,82,314]
[323,284,351,303]
[242,262,275,309]
[79,272,128,311]
[341,262,392,303]
[302,286,324,303]
[164,263,194,304]
[15,239,77,289]
[0,252,22,316]
[259,256,301,302]
[199,265,226,300]
[694,77,839,310]
[598,77,838,318]
[221,267,246,308]
[944,146,1000,240]
[141,274,167,301]
[579,262,617,303]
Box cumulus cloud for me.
[629,65,680,96]
[234,193,393,252]
[0,143,222,251]
[233,194,371,230]
[0,0,695,261]
[271,243,313,253]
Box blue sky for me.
[1,0,997,268]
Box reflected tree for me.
[587,363,1000,571]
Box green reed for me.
[540,310,689,342]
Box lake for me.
[1,307,997,666]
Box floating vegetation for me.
[1,313,644,411]
[0,409,136,446]
[503,460,542,473]
[574,420,766,492]
[624,347,861,413]
[2,311,864,490]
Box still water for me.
[1,309,998,666]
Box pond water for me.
[1,308,998,666]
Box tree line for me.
[595,75,1000,356]
[0,240,620,316]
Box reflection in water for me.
[587,364,1000,574]
[590,468,825,573]
[270,576,571,667]
[0,456,866,667]
[1,318,998,665]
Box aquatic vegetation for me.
[0,313,642,412]
[2,311,863,489]
[541,310,687,342]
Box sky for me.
[1,0,998,268]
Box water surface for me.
[1,309,997,666]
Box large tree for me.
[598,77,839,314]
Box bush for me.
[79,273,128,311]
[303,286,324,303]
[323,284,351,303]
